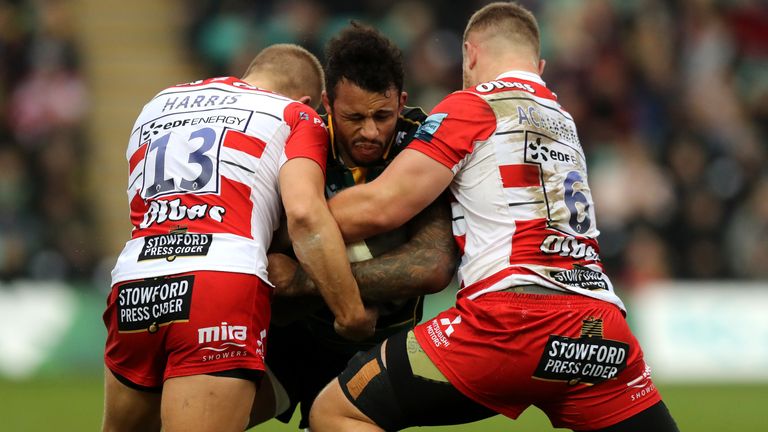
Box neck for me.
[478,53,539,83]
[241,74,270,91]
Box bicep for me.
[279,157,326,219]
[373,149,454,225]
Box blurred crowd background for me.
[0,0,766,291]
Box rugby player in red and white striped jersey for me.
[102,44,375,432]
[311,3,679,432]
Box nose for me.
[360,117,378,140]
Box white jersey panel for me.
[112,78,305,285]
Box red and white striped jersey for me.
[409,71,624,310]
[111,77,328,286]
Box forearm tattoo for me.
[352,199,458,303]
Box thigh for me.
[162,374,256,432]
[102,367,162,432]
[337,330,496,431]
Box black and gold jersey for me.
[311,106,428,353]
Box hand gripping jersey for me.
[409,71,624,311]
[111,77,327,286]
[306,107,428,352]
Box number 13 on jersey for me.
[142,126,221,198]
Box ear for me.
[464,40,478,70]
[538,58,546,75]
[399,91,408,112]
[297,95,312,106]
[321,90,331,115]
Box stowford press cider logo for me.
[139,231,213,262]
[533,317,628,385]
[117,275,194,332]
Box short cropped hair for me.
[242,44,324,105]
[464,2,540,57]
[324,22,404,104]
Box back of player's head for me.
[464,2,540,59]
[242,44,324,107]
[324,21,404,104]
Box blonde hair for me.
[242,44,325,106]
[463,2,540,58]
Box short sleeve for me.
[282,102,329,174]
[407,92,496,170]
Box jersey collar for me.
[495,70,546,86]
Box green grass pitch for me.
[1,375,765,431]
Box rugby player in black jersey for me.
[246,22,459,430]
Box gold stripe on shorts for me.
[346,358,381,400]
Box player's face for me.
[324,79,405,167]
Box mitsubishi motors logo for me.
[439,316,462,337]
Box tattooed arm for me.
[352,196,457,302]
[270,196,457,303]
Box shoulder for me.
[400,106,428,125]
[434,89,489,111]
[388,106,429,158]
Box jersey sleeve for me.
[407,92,496,170]
[282,102,329,174]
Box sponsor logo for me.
[476,80,535,93]
[550,265,608,291]
[526,137,575,164]
[628,365,657,401]
[198,322,249,362]
[540,234,600,261]
[142,115,246,140]
[425,314,461,348]
[414,113,448,143]
[255,329,267,358]
[139,231,212,262]
[117,275,194,332]
[533,318,629,385]
[140,198,226,229]
[394,130,408,146]
[439,316,462,337]
[198,322,247,345]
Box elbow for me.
[285,199,325,236]
[421,250,459,294]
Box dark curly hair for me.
[324,21,404,104]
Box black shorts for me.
[266,320,377,428]
[337,329,496,431]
